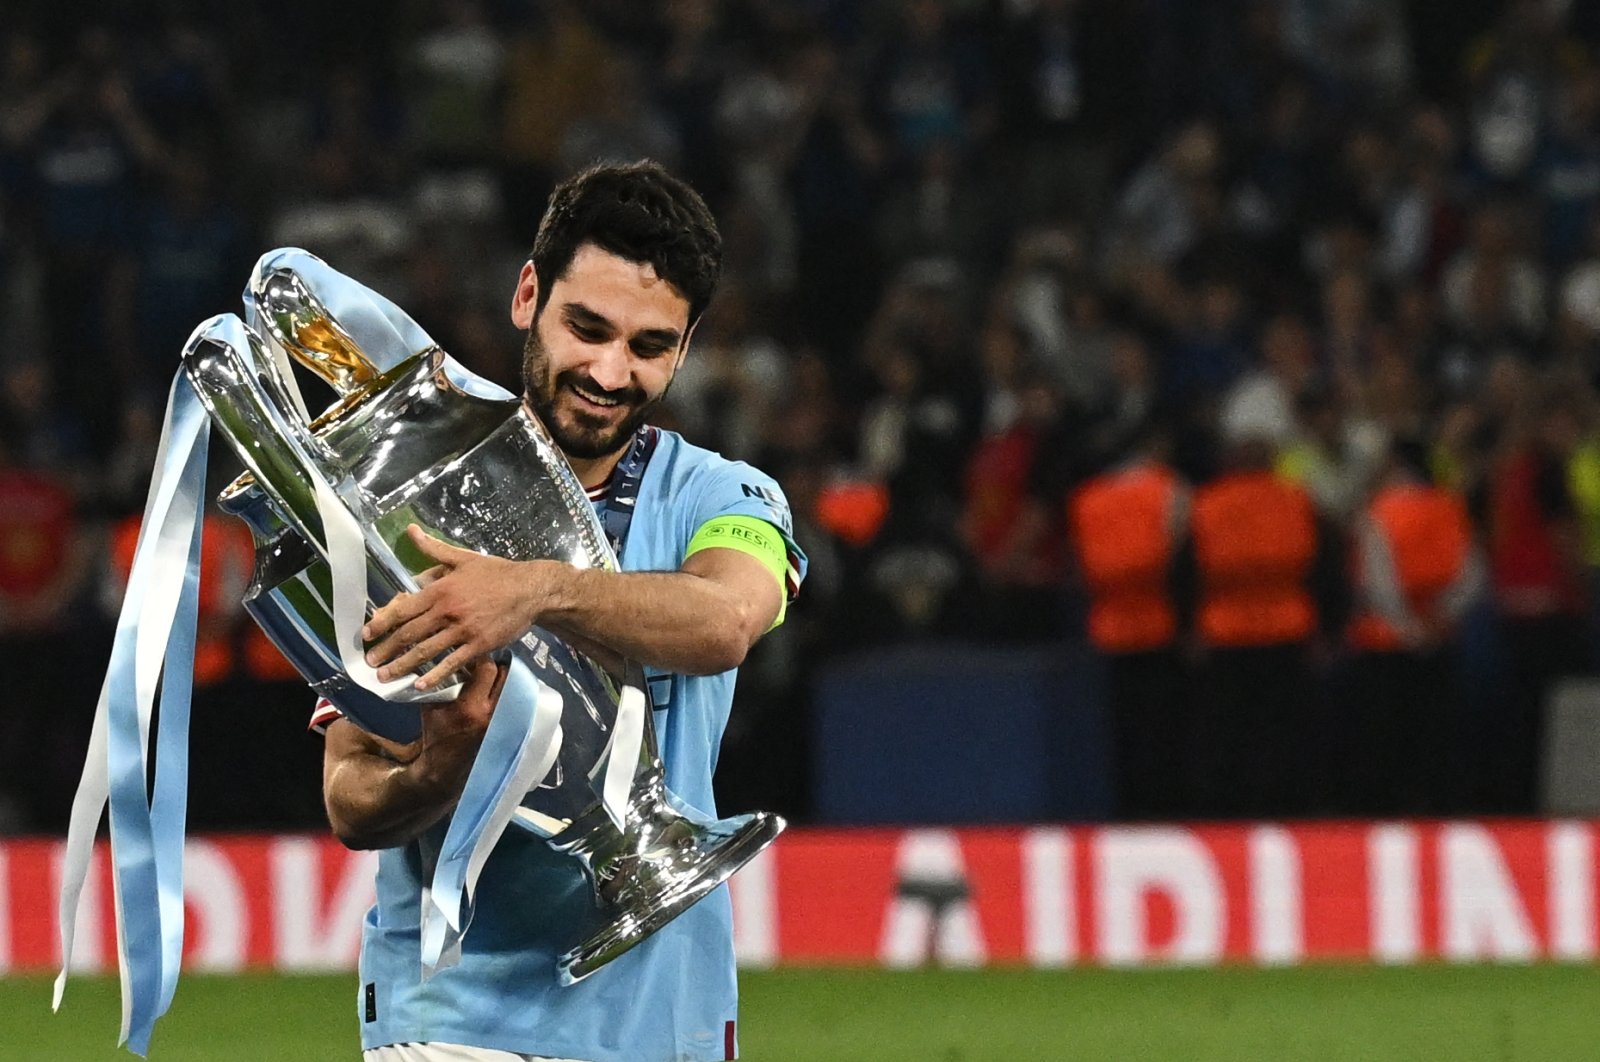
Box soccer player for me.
[316,161,806,1062]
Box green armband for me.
[685,515,789,629]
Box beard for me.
[520,327,661,460]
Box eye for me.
[571,322,606,342]
[632,342,672,359]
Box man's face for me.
[513,244,691,460]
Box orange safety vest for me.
[1191,471,1318,648]
[815,478,890,548]
[1069,464,1181,653]
[1348,483,1474,651]
[110,513,254,686]
[243,623,303,682]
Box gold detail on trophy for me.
[294,317,379,392]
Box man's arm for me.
[322,659,505,850]
[362,524,785,692]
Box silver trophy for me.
[183,259,783,983]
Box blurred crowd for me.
[4,0,1600,831]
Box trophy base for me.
[557,809,785,985]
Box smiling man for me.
[316,161,806,1062]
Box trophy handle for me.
[183,317,340,542]
[181,316,417,619]
[250,265,383,397]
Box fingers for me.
[419,657,499,736]
[415,564,450,588]
[363,587,431,642]
[416,644,481,692]
[365,607,447,667]
[462,656,500,695]
[487,657,509,702]
[408,524,474,565]
[454,657,504,727]
[375,628,459,682]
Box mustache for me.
[556,371,647,406]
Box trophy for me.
[183,255,783,983]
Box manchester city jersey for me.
[356,429,806,1062]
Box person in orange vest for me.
[108,503,327,830]
[1183,426,1343,819]
[105,507,254,687]
[1068,424,1189,820]
[1345,438,1485,815]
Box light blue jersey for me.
[356,429,806,1062]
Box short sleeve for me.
[681,459,809,602]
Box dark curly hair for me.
[529,160,723,329]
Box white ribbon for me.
[55,257,581,1047]
[599,681,648,832]
[228,307,568,973]
[55,367,209,1055]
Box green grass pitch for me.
[3,965,1597,1061]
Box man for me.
[1067,425,1188,819]
[1345,439,1483,814]
[317,161,806,1062]
[1184,425,1340,819]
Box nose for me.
[586,341,633,393]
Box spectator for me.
[1165,274,1253,403]
[14,27,170,453]
[1344,439,1485,814]
[1277,386,1387,525]
[864,0,995,175]
[1440,203,1547,343]
[1184,422,1340,818]
[0,426,97,832]
[1220,311,1318,460]
[406,0,506,168]
[1104,121,1225,280]
[1536,65,1600,266]
[1068,424,1189,819]
[109,141,252,389]
[1462,0,1586,188]
[1379,105,1465,283]
[560,53,681,176]
[1485,385,1591,812]
[497,1,610,245]
[960,370,1069,641]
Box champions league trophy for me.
[185,255,784,984]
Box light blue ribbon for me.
[102,371,208,1054]
[238,250,561,975]
[422,660,546,968]
[244,248,431,366]
[243,248,512,401]
[60,251,558,1052]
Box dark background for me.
[3,0,1600,833]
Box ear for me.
[510,262,539,330]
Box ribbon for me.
[600,683,647,833]
[55,368,209,1055]
[421,663,563,972]
[56,255,573,1048]
[226,302,568,971]
[244,248,513,402]
[238,270,580,972]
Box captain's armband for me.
[685,515,790,629]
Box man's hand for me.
[363,524,564,692]
[410,654,507,771]
[323,657,508,850]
